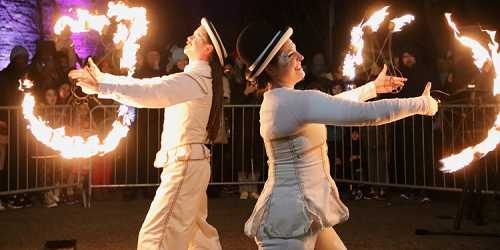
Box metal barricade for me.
[86,104,267,195]
[328,104,499,193]
[3,103,498,201]
[0,105,85,200]
[86,104,500,195]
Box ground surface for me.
[1,190,499,250]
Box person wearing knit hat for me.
[9,46,29,62]
[236,22,439,249]
[0,45,30,106]
[166,46,189,74]
[70,17,227,250]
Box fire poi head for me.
[341,6,414,81]
[440,14,500,173]
[19,1,148,159]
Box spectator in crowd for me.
[64,102,96,205]
[0,121,7,211]
[236,79,262,200]
[326,83,343,179]
[345,129,366,200]
[227,52,246,89]
[395,48,436,203]
[330,83,344,96]
[29,40,62,95]
[362,124,391,200]
[0,45,32,209]
[39,88,62,208]
[136,50,164,78]
[309,52,328,79]
[55,51,73,84]
[57,83,73,105]
[331,66,348,91]
[166,46,188,75]
[0,45,29,106]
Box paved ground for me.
[1,189,499,250]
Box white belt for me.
[154,143,211,168]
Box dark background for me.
[129,0,500,69]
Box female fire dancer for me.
[236,22,439,249]
[69,18,226,250]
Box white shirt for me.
[97,60,213,167]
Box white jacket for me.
[97,60,213,167]
[246,82,434,237]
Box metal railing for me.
[0,105,86,201]
[1,104,499,203]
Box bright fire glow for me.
[54,9,109,35]
[21,1,147,158]
[342,6,392,80]
[391,15,415,32]
[445,14,490,70]
[364,6,390,32]
[342,23,364,80]
[106,1,148,75]
[20,80,134,159]
[440,14,500,172]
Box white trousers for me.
[137,159,222,250]
[255,226,346,250]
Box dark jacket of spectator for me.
[0,46,29,106]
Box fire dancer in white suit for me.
[69,18,227,250]
[236,23,439,250]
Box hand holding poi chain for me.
[373,64,406,94]
[68,58,103,95]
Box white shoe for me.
[53,187,61,202]
[49,190,60,203]
[44,192,58,208]
[250,192,260,199]
[240,192,248,200]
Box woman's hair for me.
[248,54,280,88]
[206,46,224,143]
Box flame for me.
[342,23,364,79]
[113,23,129,45]
[23,1,147,158]
[391,14,415,32]
[440,14,500,173]
[342,6,392,80]
[445,14,490,69]
[54,9,109,35]
[20,80,133,159]
[364,6,390,32]
[54,1,149,75]
[106,1,148,75]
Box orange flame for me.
[342,6,392,80]
[364,6,390,32]
[54,9,109,35]
[20,80,132,159]
[390,14,415,32]
[24,1,147,158]
[440,14,500,173]
[106,1,148,75]
[445,14,490,69]
[342,23,364,80]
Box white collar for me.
[184,60,211,78]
